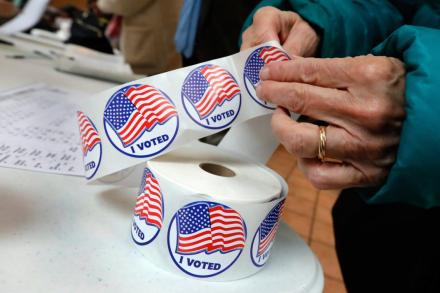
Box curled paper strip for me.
[131,142,288,281]
[77,42,291,181]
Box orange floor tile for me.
[267,145,347,293]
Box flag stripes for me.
[257,200,285,256]
[118,85,177,146]
[134,171,163,229]
[77,111,100,155]
[195,65,240,118]
[259,47,289,63]
[177,203,245,254]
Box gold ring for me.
[318,126,327,163]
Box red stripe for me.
[117,85,177,146]
[194,66,239,118]
[77,112,100,154]
[259,47,289,64]
[208,243,244,252]
[134,173,163,228]
[179,229,211,242]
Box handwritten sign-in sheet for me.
[0,85,84,176]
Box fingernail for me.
[260,67,269,80]
[255,82,261,93]
[255,82,265,100]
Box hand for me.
[257,55,406,189]
[241,6,319,57]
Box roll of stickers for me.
[77,41,294,281]
[131,142,287,281]
[76,41,291,181]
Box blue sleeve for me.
[362,25,440,208]
[240,0,404,57]
[285,0,404,57]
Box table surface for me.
[0,43,324,293]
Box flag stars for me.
[244,49,266,86]
[176,203,245,254]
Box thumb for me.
[282,20,319,57]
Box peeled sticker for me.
[77,41,294,182]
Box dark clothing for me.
[183,0,260,66]
[333,191,440,292]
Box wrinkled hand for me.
[241,6,319,57]
[257,56,406,189]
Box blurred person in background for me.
[97,0,183,75]
[241,1,440,292]
[0,1,18,25]
[64,0,113,53]
[175,0,260,66]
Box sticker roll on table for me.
[76,42,294,281]
[76,41,292,181]
[131,142,287,281]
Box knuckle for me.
[283,10,300,19]
[358,57,385,81]
[281,10,302,23]
[359,56,400,83]
[358,165,389,187]
[265,60,293,81]
[285,130,306,155]
[388,57,405,75]
[373,142,388,159]
[254,6,279,20]
[298,61,319,84]
[378,151,397,167]
[360,100,393,130]
[286,85,306,113]
[370,139,399,166]
[354,135,388,161]
[345,136,364,158]
[264,62,279,77]
[367,140,388,160]
[250,29,277,47]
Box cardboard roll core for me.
[199,162,236,177]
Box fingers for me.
[241,7,319,57]
[271,108,319,158]
[297,158,388,190]
[240,7,282,51]
[282,16,319,57]
[259,58,354,88]
[271,108,354,160]
[297,159,365,189]
[265,55,405,190]
[257,80,353,121]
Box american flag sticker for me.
[243,46,290,109]
[131,168,164,245]
[250,199,285,267]
[181,64,241,130]
[103,84,179,158]
[167,201,246,278]
[77,111,102,179]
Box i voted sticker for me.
[181,64,241,129]
[243,46,290,109]
[132,168,164,245]
[168,201,247,278]
[77,111,102,179]
[103,84,179,158]
[251,200,285,267]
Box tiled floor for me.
[267,146,347,293]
